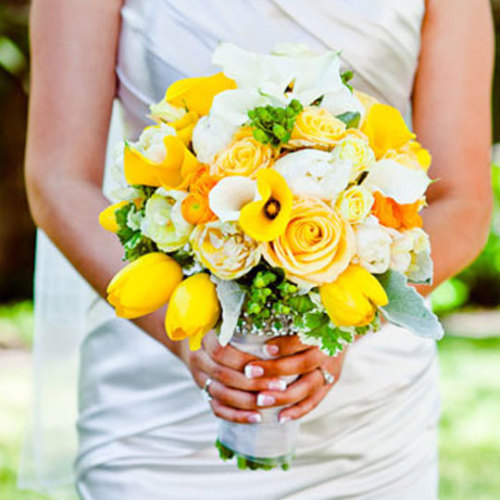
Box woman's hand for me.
[182,331,346,425]
[244,336,346,423]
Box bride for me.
[23,0,493,499]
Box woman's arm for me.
[413,0,494,293]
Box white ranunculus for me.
[274,150,352,201]
[128,123,177,164]
[141,188,192,252]
[383,227,414,274]
[208,176,258,222]
[191,115,235,164]
[363,159,431,204]
[354,216,392,274]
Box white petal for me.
[275,150,351,201]
[209,176,258,222]
[364,159,431,204]
[192,115,235,164]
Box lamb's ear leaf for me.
[376,270,444,340]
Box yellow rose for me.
[332,133,376,180]
[384,141,432,171]
[210,135,274,178]
[165,273,221,351]
[262,197,355,286]
[190,221,261,280]
[320,264,388,327]
[336,186,374,224]
[290,107,346,149]
[107,253,183,319]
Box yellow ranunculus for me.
[331,133,375,181]
[320,264,388,327]
[385,141,432,171]
[165,273,221,351]
[107,252,183,319]
[210,135,274,179]
[99,201,128,233]
[165,72,237,116]
[290,107,346,149]
[361,103,415,159]
[124,135,200,189]
[262,197,355,286]
[169,111,200,145]
[190,221,261,280]
[336,186,374,224]
[239,169,293,242]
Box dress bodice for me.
[117,0,425,138]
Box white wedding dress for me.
[19,1,441,499]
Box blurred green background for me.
[0,1,500,500]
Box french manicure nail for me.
[268,379,287,391]
[257,394,276,407]
[279,416,292,425]
[263,344,279,356]
[245,365,264,379]
[248,413,262,424]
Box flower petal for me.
[209,176,258,222]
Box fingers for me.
[263,335,311,357]
[278,383,331,422]
[202,331,258,371]
[210,398,262,425]
[244,347,324,378]
[191,348,287,393]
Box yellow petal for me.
[346,265,389,307]
[124,136,199,189]
[171,111,199,145]
[165,72,237,116]
[106,253,183,319]
[98,201,128,233]
[165,274,221,349]
[239,169,293,242]
[362,104,415,159]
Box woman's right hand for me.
[181,331,288,424]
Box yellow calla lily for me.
[170,111,200,145]
[124,135,200,189]
[165,72,237,116]
[107,252,183,319]
[165,273,221,351]
[98,201,128,233]
[239,169,293,242]
[361,103,415,159]
[320,265,388,327]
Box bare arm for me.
[26,0,176,350]
[413,0,494,293]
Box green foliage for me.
[115,203,157,262]
[336,111,361,129]
[248,99,303,146]
[340,70,354,91]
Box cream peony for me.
[190,221,261,280]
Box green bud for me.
[254,276,266,288]
[253,129,269,144]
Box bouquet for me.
[100,43,444,470]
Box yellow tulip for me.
[239,169,293,242]
[170,111,200,145]
[361,103,415,159]
[165,72,237,116]
[320,265,388,327]
[165,273,221,351]
[124,135,200,189]
[98,201,128,233]
[107,253,183,319]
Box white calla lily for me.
[208,176,258,222]
[274,149,352,201]
[363,159,431,204]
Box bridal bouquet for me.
[100,43,443,470]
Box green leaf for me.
[376,270,444,340]
[336,111,361,129]
[287,295,315,314]
[340,70,354,91]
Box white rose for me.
[274,149,352,201]
[141,188,192,252]
[353,216,392,273]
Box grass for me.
[0,303,499,499]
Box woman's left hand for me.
[243,336,347,423]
